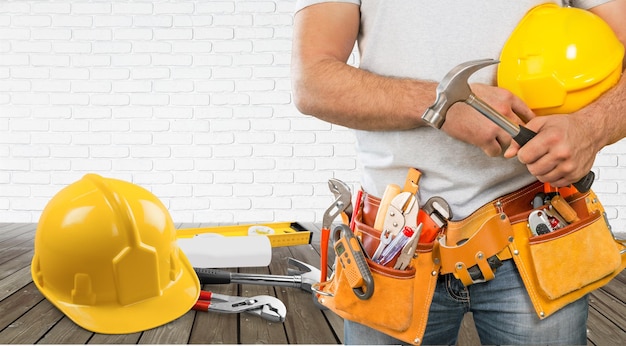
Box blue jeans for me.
[344,260,588,345]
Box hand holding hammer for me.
[421,59,595,193]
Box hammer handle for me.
[470,95,594,193]
[195,267,304,288]
[514,125,594,193]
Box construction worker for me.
[291,0,626,344]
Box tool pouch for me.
[440,181,625,318]
[313,194,439,346]
[500,182,626,319]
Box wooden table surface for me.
[1,222,624,345]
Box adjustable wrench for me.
[320,178,352,282]
[192,291,287,322]
[418,196,452,243]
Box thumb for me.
[504,141,520,159]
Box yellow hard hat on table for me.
[31,174,200,334]
[498,3,624,115]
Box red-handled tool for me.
[192,290,287,322]
[349,189,363,231]
[320,179,352,283]
[417,196,452,243]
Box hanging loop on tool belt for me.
[434,213,514,286]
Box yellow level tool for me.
[176,222,313,248]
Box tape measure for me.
[176,222,313,248]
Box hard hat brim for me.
[32,250,200,334]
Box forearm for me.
[582,74,626,149]
[586,0,626,147]
[291,2,435,131]
[292,58,434,131]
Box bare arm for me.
[291,2,535,157]
[291,3,431,130]
[586,0,626,146]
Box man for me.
[291,0,626,344]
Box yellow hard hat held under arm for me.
[498,3,624,115]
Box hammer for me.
[194,257,321,293]
[421,58,594,193]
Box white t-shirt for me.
[294,0,612,218]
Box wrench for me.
[194,257,321,293]
[418,196,452,243]
[421,58,595,193]
[320,178,352,282]
[192,291,287,322]
[330,179,354,221]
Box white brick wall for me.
[0,0,361,225]
[1,1,625,236]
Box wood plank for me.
[239,266,289,344]
[0,225,34,275]
[601,270,626,303]
[0,266,34,301]
[0,238,33,267]
[589,288,626,332]
[88,332,142,344]
[456,313,480,346]
[587,301,626,345]
[138,312,196,344]
[0,282,45,331]
[0,250,33,281]
[0,224,34,241]
[188,271,239,344]
[287,243,344,343]
[0,298,63,343]
[0,223,624,345]
[0,223,29,234]
[271,246,340,344]
[37,317,93,344]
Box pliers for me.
[192,291,287,323]
[373,192,420,261]
[320,179,352,282]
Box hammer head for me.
[421,59,499,128]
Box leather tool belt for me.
[361,190,514,286]
[314,171,626,346]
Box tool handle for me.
[571,171,595,193]
[334,224,374,300]
[194,268,232,284]
[513,125,594,193]
[320,227,330,282]
[550,195,580,223]
[512,125,536,147]
[192,301,210,311]
[373,184,401,231]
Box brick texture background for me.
[1,1,625,235]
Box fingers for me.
[513,115,595,187]
[503,141,520,158]
[484,137,505,157]
[511,97,536,124]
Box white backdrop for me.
[1,1,625,236]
